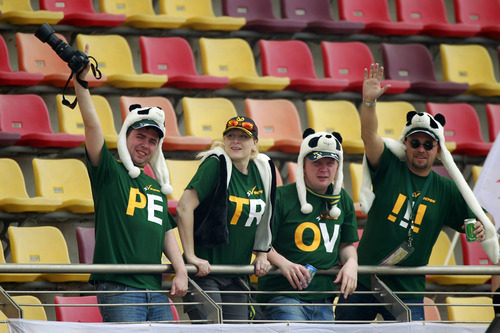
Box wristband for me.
[363,100,376,108]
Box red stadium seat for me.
[75,226,95,264]
[139,36,228,90]
[54,296,102,322]
[321,41,409,94]
[454,0,500,39]
[0,94,85,148]
[221,0,306,33]
[338,0,422,36]
[0,131,20,146]
[486,104,500,142]
[426,103,491,156]
[460,233,492,266]
[259,39,348,93]
[381,43,469,96]
[40,0,126,27]
[0,34,43,86]
[395,0,480,37]
[280,0,364,35]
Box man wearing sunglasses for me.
[335,63,498,322]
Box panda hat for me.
[359,111,499,264]
[296,128,344,218]
[117,104,173,196]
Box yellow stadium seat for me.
[441,44,500,97]
[349,162,367,219]
[427,231,490,285]
[32,158,94,214]
[199,38,289,91]
[56,94,118,149]
[75,34,167,88]
[182,97,238,142]
[159,0,245,31]
[12,295,47,321]
[0,158,61,213]
[99,0,185,29]
[165,159,200,201]
[0,0,62,25]
[471,166,483,185]
[8,226,89,282]
[306,100,364,154]
[0,240,40,283]
[445,296,494,324]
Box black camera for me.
[35,23,89,73]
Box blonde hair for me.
[197,139,259,160]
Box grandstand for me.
[0,0,499,331]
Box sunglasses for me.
[226,119,254,131]
[409,139,436,151]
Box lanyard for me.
[404,168,433,247]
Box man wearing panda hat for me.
[335,63,498,322]
[258,129,359,321]
[73,66,187,322]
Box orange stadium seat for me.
[454,0,500,39]
[0,0,62,25]
[321,41,409,94]
[120,95,212,152]
[0,94,85,148]
[337,0,422,36]
[139,36,229,90]
[280,0,365,35]
[40,0,126,27]
[259,39,348,93]
[221,0,306,33]
[486,104,500,142]
[0,34,43,86]
[395,0,480,37]
[54,295,102,322]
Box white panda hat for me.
[296,128,344,218]
[359,111,499,264]
[117,104,173,196]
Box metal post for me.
[188,277,222,324]
[371,275,411,322]
[0,286,22,319]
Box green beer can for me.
[464,218,478,242]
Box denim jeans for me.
[95,281,174,323]
[264,296,334,322]
[334,283,424,321]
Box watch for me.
[363,100,376,108]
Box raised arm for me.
[360,63,390,169]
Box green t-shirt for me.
[187,157,266,274]
[357,146,475,298]
[257,183,358,302]
[87,144,175,290]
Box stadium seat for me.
[40,0,126,27]
[280,0,365,35]
[0,131,20,147]
[221,0,306,33]
[427,231,490,285]
[460,233,492,267]
[0,34,43,86]
[244,99,302,153]
[8,226,90,282]
[199,38,289,91]
[56,94,118,149]
[287,162,297,184]
[305,100,364,154]
[445,296,494,324]
[381,43,469,96]
[349,162,368,219]
[32,158,94,214]
[321,41,409,94]
[423,297,441,321]
[0,241,40,283]
[139,36,229,90]
[99,0,184,28]
[16,33,104,88]
[259,39,348,93]
[75,226,95,264]
[453,0,500,39]
[120,95,212,151]
[375,101,416,140]
[471,165,482,185]
[11,295,47,321]
[486,104,500,142]
[54,295,102,322]
[0,158,61,213]
[75,34,167,88]
[0,0,62,25]
[0,94,85,148]
[337,0,422,36]
[182,97,237,142]
[426,102,491,156]
[159,0,245,31]
[165,159,200,201]
[395,0,480,37]
[440,44,500,97]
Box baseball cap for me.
[404,128,439,141]
[223,116,258,139]
[306,151,339,161]
[130,119,164,138]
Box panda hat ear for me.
[302,128,315,139]
[332,131,343,144]
[434,113,446,127]
[129,104,142,112]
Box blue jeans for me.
[95,281,174,323]
[335,284,424,321]
[264,296,334,322]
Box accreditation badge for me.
[379,242,415,266]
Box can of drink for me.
[301,264,317,287]
[464,218,478,242]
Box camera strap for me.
[62,56,102,109]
